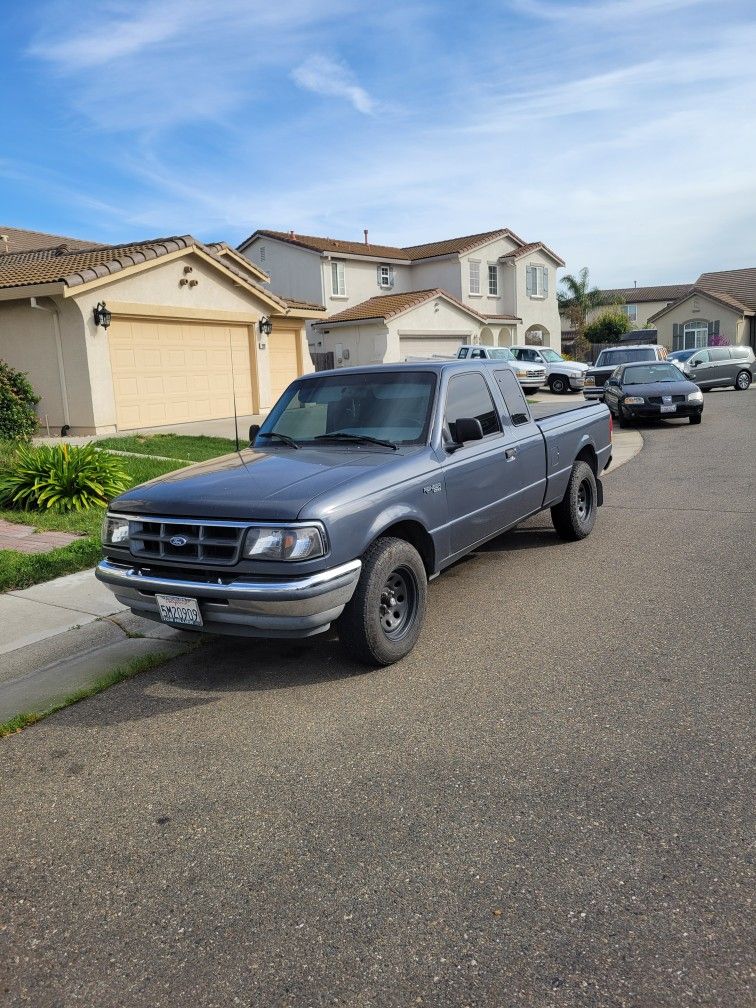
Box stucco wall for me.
[511,250,562,351]
[241,238,323,305]
[318,255,413,312]
[409,257,462,298]
[649,294,746,349]
[0,295,91,432]
[458,235,520,316]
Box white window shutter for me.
[389,265,394,287]
[526,266,533,296]
[543,268,549,296]
[377,265,382,285]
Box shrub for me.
[0,443,130,513]
[0,360,40,440]
[584,309,632,344]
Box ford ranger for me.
[97,362,612,666]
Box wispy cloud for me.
[292,55,377,114]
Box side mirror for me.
[454,417,484,443]
[249,423,260,444]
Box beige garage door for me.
[268,329,301,402]
[109,317,255,430]
[399,335,464,360]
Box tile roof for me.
[281,296,327,312]
[245,228,530,262]
[499,240,566,267]
[646,284,752,323]
[598,283,694,303]
[696,267,756,311]
[314,288,488,326]
[204,241,270,283]
[0,225,103,255]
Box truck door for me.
[441,371,510,553]
[491,369,546,519]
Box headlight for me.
[102,514,130,546]
[624,396,644,405]
[687,390,703,402]
[584,376,595,387]
[243,525,326,561]
[514,367,527,378]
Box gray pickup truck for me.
[97,362,612,665]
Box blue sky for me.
[1,0,755,286]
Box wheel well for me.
[576,444,598,476]
[378,520,435,575]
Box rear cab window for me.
[493,369,531,426]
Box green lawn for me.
[0,455,187,593]
[96,433,238,462]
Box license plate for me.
[660,405,676,413]
[155,594,203,626]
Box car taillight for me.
[608,413,613,439]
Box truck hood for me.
[111,447,404,521]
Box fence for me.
[310,352,335,372]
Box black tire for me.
[551,461,598,541]
[689,413,702,425]
[337,536,427,666]
[617,403,630,428]
[734,370,751,391]
[549,374,568,394]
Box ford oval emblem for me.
[170,535,188,547]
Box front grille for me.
[525,369,545,378]
[647,394,686,404]
[128,517,248,566]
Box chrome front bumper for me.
[95,558,362,638]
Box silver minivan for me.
[681,346,754,391]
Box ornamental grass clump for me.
[0,442,130,513]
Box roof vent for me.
[364,229,369,245]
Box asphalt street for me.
[1,390,754,1008]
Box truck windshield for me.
[258,371,437,447]
[596,348,655,367]
[539,349,564,363]
[484,348,515,360]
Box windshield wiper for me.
[257,431,300,449]
[315,431,398,450]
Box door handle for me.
[505,447,517,460]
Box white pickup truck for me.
[509,345,588,394]
[455,345,546,395]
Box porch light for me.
[258,316,273,336]
[93,301,112,329]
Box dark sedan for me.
[603,361,704,427]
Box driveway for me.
[1,391,753,1007]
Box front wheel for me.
[551,461,598,541]
[549,375,568,394]
[735,370,751,391]
[337,536,427,666]
[689,413,702,425]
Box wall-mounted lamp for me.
[93,301,112,329]
[258,316,273,336]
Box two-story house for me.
[237,228,565,366]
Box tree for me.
[584,309,631,344]
[557,267,615,359]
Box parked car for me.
[97,362,612,666]
[602,361,703,426]
[509,345,588,394]
[677,345,754,391]
[583,345,669,401]
[456,345,546,394]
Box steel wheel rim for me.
[379,567,417,640]
[553,377,565,393]
[577,479,592,522]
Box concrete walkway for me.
[0,519,81,554]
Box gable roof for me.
[499,240,565,267]
[598,283,694,304]
[241,227,532,263]
[313,288,489,326]
[696,267,756,312]
[0,225,104,255]
[647,284,753,324]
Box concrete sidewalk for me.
[0,569,198,722]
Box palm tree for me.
[558,267,616,358]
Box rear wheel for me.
[551,460,598,541]
[337,536,427,666]
[549,374,568,394]
[735,370,751,391]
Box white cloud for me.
[292,55,377,114]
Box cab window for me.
[444,373,501,441]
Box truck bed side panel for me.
[533,403,612,508]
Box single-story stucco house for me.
[0,227,324,435]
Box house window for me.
[488,264,498,296]
[469,260,481,295]
[683,319,709,350]
[331,261,346,296]
[623,304,637,322]
[378,264,393,289]
[526,264,549,298]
